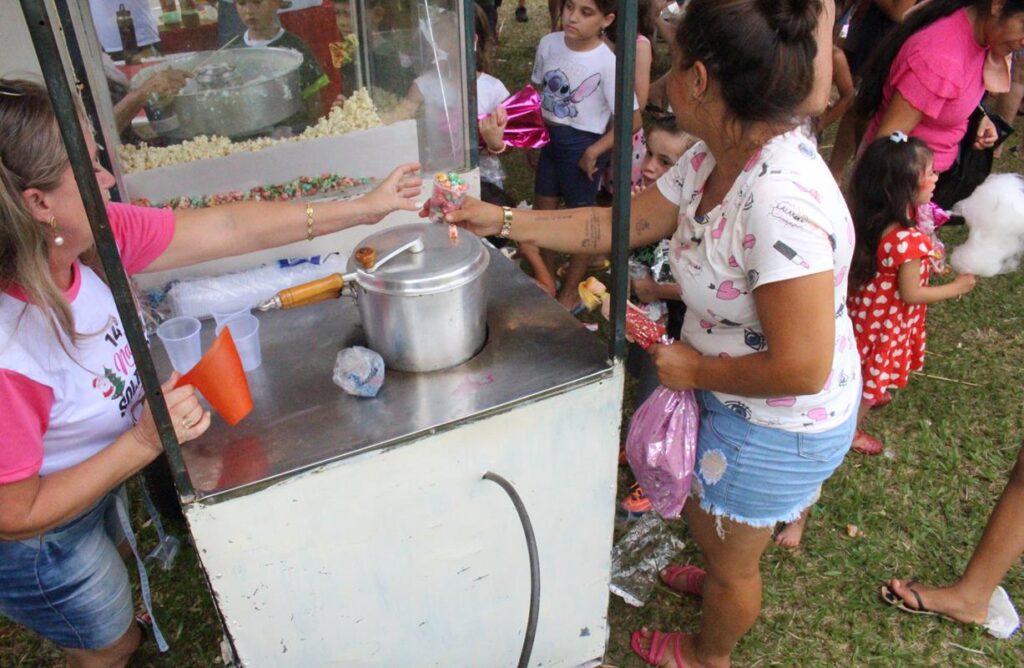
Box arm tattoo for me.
[581,210,602,249]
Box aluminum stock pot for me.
[346,224,490,372]
[257,223,490,372]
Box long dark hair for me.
[855,0,1024,121]
[676,0,822,126]
[605,0,655,44]
[848,134,933,292]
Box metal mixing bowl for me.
[132,47,303,138]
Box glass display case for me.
[80,0,471,210]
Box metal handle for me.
[256,237,423,311]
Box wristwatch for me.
[499,206,513,239]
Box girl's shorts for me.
[0,488,134,650]
[692,391,857,529]
[535,124,609,207]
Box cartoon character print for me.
[724,401,752,420]
[93,367,125,401]
[541,70,602,119]
[743,328,766,351]
[92,375,114,399]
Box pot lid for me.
[348,223,490,295]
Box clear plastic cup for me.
[216,314,261,372]
[211,301,252,328]
[157,316,202,373]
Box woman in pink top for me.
[0,79,420,667]
[855,0,1024,195]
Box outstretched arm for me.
[444,180,679,254]
[143,164,422,273]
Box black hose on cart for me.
[482,472,540,668]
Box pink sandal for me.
[852,429,884,456]
[660,564,706,598]
[630,629,689,667]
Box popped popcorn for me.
[118,89,383,173]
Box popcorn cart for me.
[11,0,641,664]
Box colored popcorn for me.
[427,171,468,242]
[132,173,375,209]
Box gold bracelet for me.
[305,204,314,241]
[499,206,513,239]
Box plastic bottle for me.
[116,4,141,64]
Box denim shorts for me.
[0,488,134,650]
[535,124,610,207]
[691,391,857,529]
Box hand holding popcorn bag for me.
[578,278,698,517]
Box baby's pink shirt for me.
[864,9,987,172]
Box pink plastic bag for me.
[625,386,699,518]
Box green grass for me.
[4,2,1024,665]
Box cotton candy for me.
[951,174,1024,277]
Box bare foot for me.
[885,579,990,625]
[775,511,808,549]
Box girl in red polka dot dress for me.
[847,134,977,455]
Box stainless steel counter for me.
[156,245,613,502]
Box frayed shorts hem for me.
[693,486,821,530]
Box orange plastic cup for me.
[176,327,253,426]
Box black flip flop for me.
[880,579,959,624]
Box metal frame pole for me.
[18,0,196,503]
[51,0,122,201]
[462,0,480,169]
[608,2,637,362]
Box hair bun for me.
[758,0,820,43]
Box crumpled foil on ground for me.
[609,513,686,607]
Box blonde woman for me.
[0,79,420,668]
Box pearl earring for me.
[50,216,64,247]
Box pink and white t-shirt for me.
[657,130,861,432]
[0,203,175,483]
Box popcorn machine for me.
[11,0,642,664]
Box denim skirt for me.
[692,391,857,529]
[0,488,133,649]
